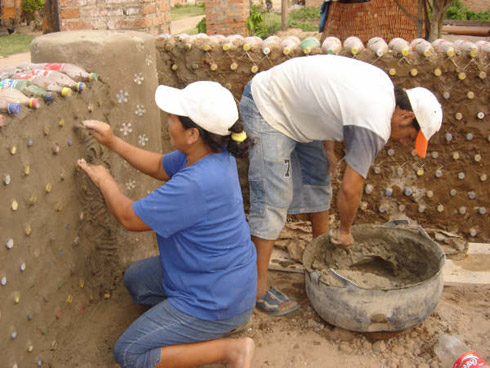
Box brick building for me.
[320,0,423,43]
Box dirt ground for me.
[50,249,490,367]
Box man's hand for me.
[323,141,338,177]
[333,228,354,246]
[77,158,112,188]
[82,120,115,147]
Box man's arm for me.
[336,164,364,245]
[323,141,338,176]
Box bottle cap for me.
[76,82,85,92]
[8,103,21,114]
[61,87,72,97]
[45,94,53,102]
[89,73,98,81]
[29,98,41,109]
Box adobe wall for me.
[0,30,488,365]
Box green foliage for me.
[22,0,44,24]
[445,0,490,21]
[171,3,205,21]
[196,16,206,33]
[245,5,266,37]
[287,20,318,31]
[289,6,321,20]
[0,33,35,57]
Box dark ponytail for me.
[178,115,249,158]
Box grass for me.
[171,3,205,21]
[0,33,35,57]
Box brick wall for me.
[59,0,171,35]
[204,0,249,36]
[322,0,422,43]
[1,0,22,23]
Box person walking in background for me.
[78,81,257,368]
[239,54,442,316]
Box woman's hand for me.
[82,120,115,147]
[77,158,112,188]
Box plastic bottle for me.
[14,69,84,91]
[300,37,320,54]
[476,40,490,56]
[410,38,433,57]
[321,36,342,55]
[0,100,21,114]
[388,37,410,56]
[243,36,262,51]
[432,39,455,57]
[281,36,301,55]
[0,78,52,100]
[453,40,478,58]
[223,34,244,51]
[18,62,98,82]
[12,72,73,96]
[344,36,364,55]
[0,88,40,109]
[262,35,281,55]
[367,37,389,57]
[434,334,489,368]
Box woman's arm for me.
[77,159,151,231]
[82,120,169,181]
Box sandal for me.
[256,286,300,316]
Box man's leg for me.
[309,210,330,239]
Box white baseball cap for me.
[154,81,238,136]
[406,87,443,158]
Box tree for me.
[427,0,455,41]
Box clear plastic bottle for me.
[389,37,410,56]
[343,36,364,55]
[453,40,478,58]
[476,40,490,54]
[243,36,262,51]
[432,39,455,57]
[18,62,98,82]
[281,36,300,55]
[262,35,281,55]
[410,38,434,57]
[321,36,342,55]
[367,37,389,57]
[0,88,40,109]
[435,334,489,368]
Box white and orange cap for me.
[154,81,238,136]
[406,87,443,158]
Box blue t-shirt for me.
[133,150,257,321]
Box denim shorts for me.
[239,81,332,240]
[113,257,254,368]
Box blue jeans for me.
[114,257,254,368]
[239,81,332,240]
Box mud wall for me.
[155,35,489,242]
[0,31,162,366]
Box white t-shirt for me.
[250,55,395,178]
